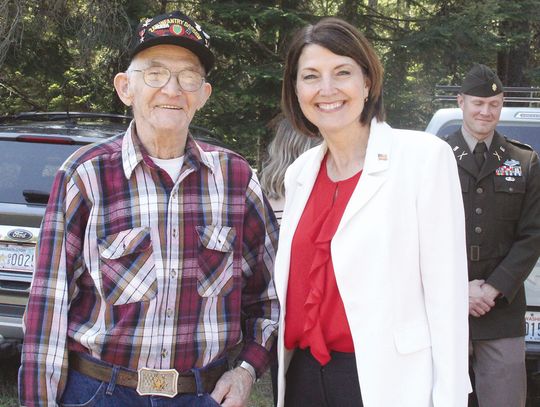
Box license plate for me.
[0,244,35,273]
[525,311,540,342]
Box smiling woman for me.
[294,44,370,155]
[274,17,471,407]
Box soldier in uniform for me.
[446,63,540,407]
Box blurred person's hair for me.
[282,17,385,138]
[260,116,321,200]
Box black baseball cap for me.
[460,63,503,97]
[130,11,215,73]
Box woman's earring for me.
[364,96,368,103]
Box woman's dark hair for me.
[281,17,385,138]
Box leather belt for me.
[69,352,227,397]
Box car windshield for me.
[0,140,82,204]
[436,123,540,153]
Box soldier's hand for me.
[480,282,501,302]
[468,279,495,317]
[211,366,254,407]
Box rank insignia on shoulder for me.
[507,138,533,151]
[496,159,522,177]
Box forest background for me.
[0,0,539,167]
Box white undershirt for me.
[149,155,184,183]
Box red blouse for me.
[284,154,362,365]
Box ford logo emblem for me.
[7,229,33,241]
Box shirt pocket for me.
[493,177,526,220]
[97,227,157,305]
[196,224,236,297]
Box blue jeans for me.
[59,360,223,407]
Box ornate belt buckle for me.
[136,367,179,398]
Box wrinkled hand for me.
[210,367,254,407]
[469,279,500,317]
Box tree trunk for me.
[338,0,359,24]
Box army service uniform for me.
[448,62,540,407]
[447,130,540,340]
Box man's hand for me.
[210,366,254,407]
[469,279,496,317]
[480,282,501,302]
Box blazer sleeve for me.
[416,139,471,406]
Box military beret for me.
[460,63,503,97]
[130,11,214,73]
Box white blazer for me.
[274,120,470,407]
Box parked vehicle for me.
[0,112,226,356]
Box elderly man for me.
[446,64,540,407]
[19,11,279,407]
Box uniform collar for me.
[448,130,510,180]
[460,126,494,152]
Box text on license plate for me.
[0,244,35,273]
[525,311,540,342]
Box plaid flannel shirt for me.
[19,123,279,406]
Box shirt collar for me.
[122,121,216,179]
[461,125,494,152]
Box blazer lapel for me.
[336,120,390,233]
[274,144,326,298]
[285,144,326,233]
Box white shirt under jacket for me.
[274,119,471,407]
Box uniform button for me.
[161,349,168,358]
[509,187,514,192]
[474,226,482,234]
[172,229,177,238]
[171,269,177,279]
[475,208,483,215]
[476,187,484,194]
[166,308,173,318]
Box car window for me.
[0,140,81,204]
[436,123,540,153]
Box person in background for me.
[260,115,321,224]
[446,63,540,407]
[273,17,470,407]
[19,10,279,407]
[259,115,320,406]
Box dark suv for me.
[0,112,225,356]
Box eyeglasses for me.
[131,67,205,92]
